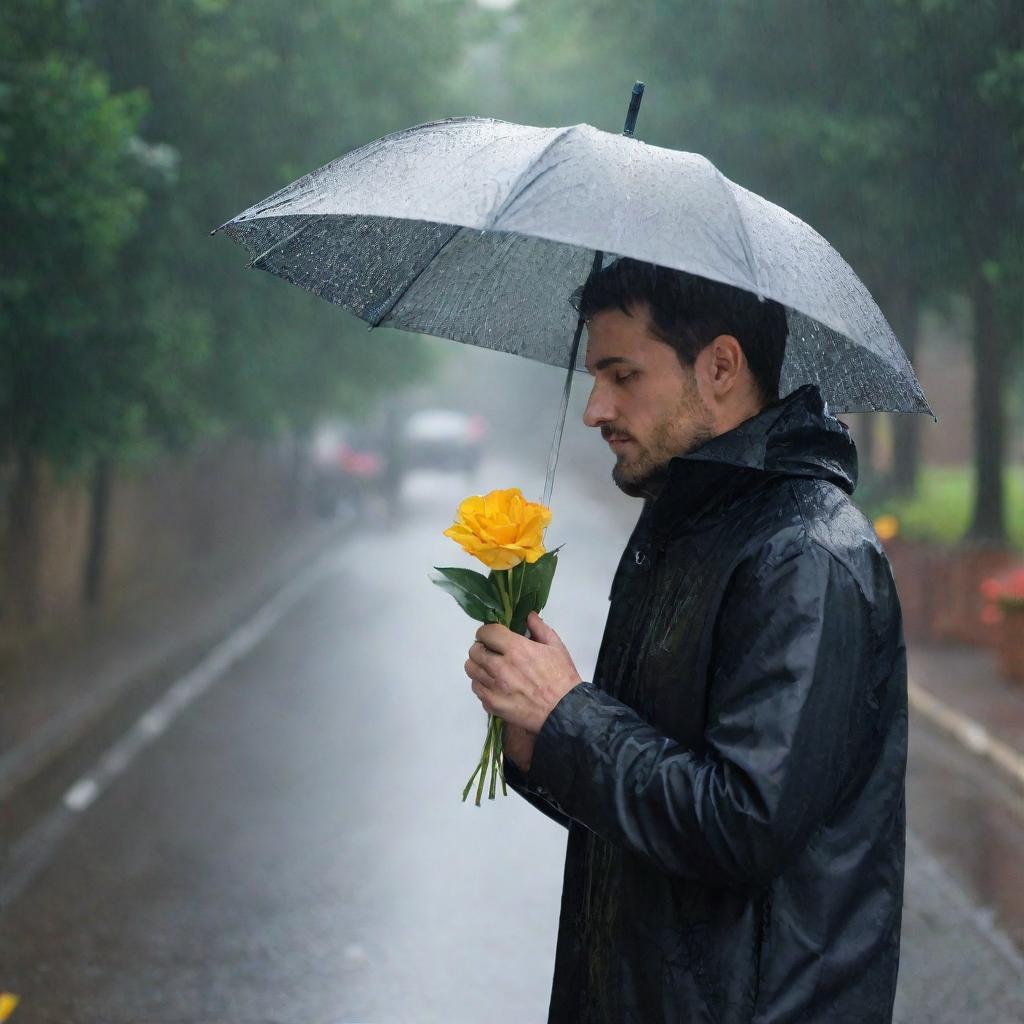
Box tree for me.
[1,1,148,621]
[84,0,468,441]
[1,0,473,619]
[503,0,1022,538]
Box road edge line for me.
[907,679,1024,793]
[0,547,346,913]
[0,518,352,804]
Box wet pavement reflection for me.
[0,449,1021,1022]
[906,709,1024,953]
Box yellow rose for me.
[443,487,551,570]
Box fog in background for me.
[3,2,1023,1021]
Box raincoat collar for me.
[646,383,858,537]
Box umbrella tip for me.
[623,81,646,137]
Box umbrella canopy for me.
[216,115,931,419]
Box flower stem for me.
[489,714,502,799]
[462,762,482,802]
[496,571,513,624]
[475,715,492,806]
[505,567,515,624]
[463,711,493,802]
[463,573,517,805]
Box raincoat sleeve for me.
[503,754,572,830]
[523,534,879,887]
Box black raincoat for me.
[504,383,908,1024]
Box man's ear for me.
[702,335,744,396]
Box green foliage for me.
[506,0,1020,307]
[862,465,1024,549]
[500,0,1022,539]
[0,25,149,467]
[83,0,464,444]
[1,0,468,475]
[5,0,1019,504]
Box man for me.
[464,258,908,1023]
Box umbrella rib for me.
[236,182,307,225]
[247,216,324,268]
[212,184,302,233]
[482,125,576,231]
[712,169,764,298]
[366,223,462,328]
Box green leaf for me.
[429,575,500,624]
[524,546,561,612]
[430,567,503,623]
[433,566,504,612]
[508,588,537,636]
[507,547,561,634]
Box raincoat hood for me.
[679,382,858,488]
[648,383,858,538]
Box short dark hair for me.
[573,258,788,405]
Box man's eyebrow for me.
[585,356,639,375]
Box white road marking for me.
[62,779,99,812]
[1,549,345,911]
[908,679,1024,794]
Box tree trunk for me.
[966,273,1007,544]
[858,412,877,480]
[6,447,43,627]
[82,457,112,606]
[883,285,922,499]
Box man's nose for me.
[582,382,615,428]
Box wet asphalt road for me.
[1,451,1022,1023]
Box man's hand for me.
[502,721,536,774]
[465,610,583,734]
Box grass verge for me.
[859,465,1024,551]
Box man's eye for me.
[615,372,637,383]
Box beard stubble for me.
[611,376,715,500]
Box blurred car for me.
[401,409,487,475]
[310,418,394,520]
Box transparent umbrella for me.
[213,83,932,507]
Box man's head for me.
[577,258,788,499]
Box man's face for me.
[582,302,715,499]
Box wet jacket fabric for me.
[504,383,908,1024]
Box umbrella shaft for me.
[543,250,604,508]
